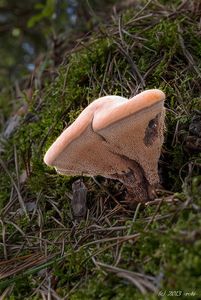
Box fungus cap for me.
[44,89,165,184]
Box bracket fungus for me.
[44,89,165,204]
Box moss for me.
[68,181,201,299]
[69,274,138,300]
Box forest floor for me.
[0,0,201,299]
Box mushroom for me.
[44,89,165,204]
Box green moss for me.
[68,181,201,299]
[69,274,138,300]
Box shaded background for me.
[0,0,118,87]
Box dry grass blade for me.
[46,198,63,221]
[0,219,7,260]
[144,198,164,231]
[95,261,157,294]
[99,51,112,97]
[0,285,14,300]
[128,0,153,22]
[0,253,56,280]
[114,203,141,265]
[145,195,179,206]
[178,28,201,79]
[0,188,16,217]
[39,283,62,300]
[0,158,28,219]
[117,272,147,294]
[115,41,145,87]
[92,176,126,209]
[80,233,140,248]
